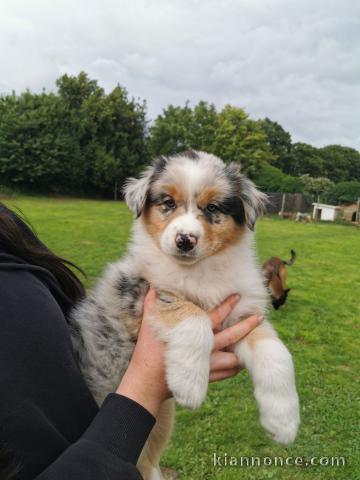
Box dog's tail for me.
[283,249,296,266]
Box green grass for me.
[3,196,360,480]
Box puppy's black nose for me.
[175,233,197,252]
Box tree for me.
[253,163,302,193]
[55,72,105,190]
[319,145,360,183]
[189,101,219,151]
[149,102,195,156]
[213,106,275,177]
[1,72,359,199]
[56,72,102,109]
[149,101,219,157]
[0,72,148,197]
[325,181,360,204]
[299,174,334,202]
[83,84,148,197]
[149,102,275,177]
[0,90,82,190]
[259,117,292,171]
[287,143,325,177]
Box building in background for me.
[312,203,340,221]
[339,203,359,223]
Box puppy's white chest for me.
[144,257,256,311]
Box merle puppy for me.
[70,151,300,480]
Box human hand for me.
[116,289,263,416]
[116,288,167,416]
[208,297,264,382]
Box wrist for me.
[116,363,165,416]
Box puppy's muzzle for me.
[175,233,198,252]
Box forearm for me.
[36,394,155,480]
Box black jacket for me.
[0,250,155,479]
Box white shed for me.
[312,203,340,221]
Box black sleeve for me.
[36,395,155,480]
[0,267,155,480]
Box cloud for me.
[0,0,359,149]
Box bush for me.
[0,184,20,198]
[253,162,303,192]
[325,181,360,204]
[0,73,148,198]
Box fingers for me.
[143,288,157,317]
[209,294,241,329]
[210,351,240,372]
[209,368,240,383]
[213,313,263,351]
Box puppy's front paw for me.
[257,388,300,444]
[164,315,213,409]
[247,338,300,445]
[168,361,209,409]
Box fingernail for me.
[257,314,264,322]
[233,294,241,301]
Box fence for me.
[265,192,312,214]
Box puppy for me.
[70,151,300,480]
[262,250,296,309]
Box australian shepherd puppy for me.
[70,151,300,480]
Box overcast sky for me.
[1,0,359,149]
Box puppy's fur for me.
[70,151,300,480]
[262,250,296,309]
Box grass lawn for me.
[3,195,360,480]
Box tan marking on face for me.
[151,291,206,327]
[199,214,245,256]
[143,181,244,259]
[198,186,222,208]
[142,202,185,246]
[162,183,185,204]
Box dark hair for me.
[0,203,85,303]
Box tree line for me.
[0,72,359,204]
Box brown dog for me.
[262,250,296,309]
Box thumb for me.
[143,287,157,318]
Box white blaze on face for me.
[160,210,204,257]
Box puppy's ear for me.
[123,166,154,216]
[123,156,168,217]
[225,162,268,230]
[240,177,268,230]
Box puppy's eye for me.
[206,203,219,213]
[163,198,176,210]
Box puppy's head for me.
[124,151,267,264]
